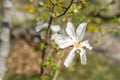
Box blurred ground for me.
[5,38,40,80]
[7,40,40,73]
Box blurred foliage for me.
[58,53,120,80]
[1,0,120,27]
[24,4,36,13]
[5,73,40,80]
[87,24,100,32]
[114,28,120,35]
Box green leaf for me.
[114,29,120,35]
[42,76,49,80]
[40,43,45,50]
[53,65,60,70]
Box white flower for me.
[54,22,92,67]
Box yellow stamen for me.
[74,41,81,48]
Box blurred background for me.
[0,0,120,80]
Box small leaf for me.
[40,42,45,50]
[53,64,60,71]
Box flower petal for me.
[35,21,48,32]
[55,35,74,49]
[43,23,48,28]
[59,41,73,49]
[66,22,76,41]
[81,40,92,50]
[80,48,87,65]
[54,34,69,44]
[64,47,76,67]
[76,22,87,40]
[51,25,60,32]
[59,29,66,35]
[51,33,58,40]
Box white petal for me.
[55,34,69,44]
[76,22,87,40]
[35,22,43,32]
[59,41,73,49]
[59,29,66,36]
[55,35,74,49]
[81,40,93,50]
[66,22,76,41]
[64,47,76,67]
[80,48,87,65]
[51,25,60,32]
[35,22,48,32]
[43,23,48,27]
[51,33,58,40]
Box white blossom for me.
[35,22,62,39]
[54,22,92,67]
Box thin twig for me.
[40,45,46,77]
[46,0,55,42]
[56,0,73,18]
[49,0,54,6]
[46,16,53,42]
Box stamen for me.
[74,41,81,48]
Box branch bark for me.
[56,0,73,18]
[40,0,54,79]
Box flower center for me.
[74,41,81,48]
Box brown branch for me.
[40,46,46,77]
[40,0,54,79]
[46,16,53,42]
[56,0,73,18]
[46,0,55,42]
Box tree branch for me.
[40,0,54,79]
[46,0,55,42]
[49,0,54,6]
